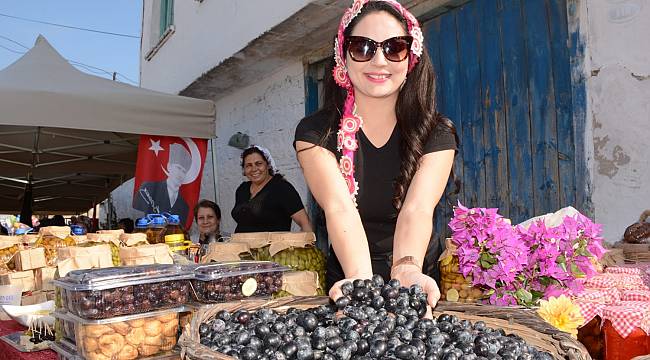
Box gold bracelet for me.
[390,256,422,277]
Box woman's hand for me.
[392,264,441,313]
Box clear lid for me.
[53,306,186,325]
[52,264,193,291]
[192,261,289,281]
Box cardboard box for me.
[0,271,35,293]
[21,291,48,306]
[15,248,47,271]
[34,266,57,291]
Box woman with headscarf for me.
[232,145,312,233]
[294,0,458,309]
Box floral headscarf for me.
[333,0,424,205]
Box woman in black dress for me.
[232,145,312,233]
[294,0,457,309]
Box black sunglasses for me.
[345,36,413,62]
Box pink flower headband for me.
[333,0,424,205]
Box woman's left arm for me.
[392,149,455,308]
[291,209,313,232]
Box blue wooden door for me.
[426,0,586,238]
[304,0,587,247]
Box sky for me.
[0,0,142,85]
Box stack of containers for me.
[51,264,194,359]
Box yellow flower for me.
[537,295,584,337]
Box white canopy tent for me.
[0,36,215,213]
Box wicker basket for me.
[620,243,650,263]
[179,297,591,360]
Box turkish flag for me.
[132,135,208,230]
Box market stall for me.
[0,35,215,214]
[2,36,649,360]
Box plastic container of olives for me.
[53,307,183,360]
[191,261,289,303]
[53,264,193,319]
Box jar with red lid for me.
[602,302,650,360]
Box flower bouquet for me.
[448,202,606,307]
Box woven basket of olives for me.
[179,276,589,360]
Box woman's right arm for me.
[295,141,373,284]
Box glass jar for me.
[439,255,483,302]
[603,320,649,360]
[165,234,190,257]
[577,316,604,360]
[602,303,650,360]
[146,215,167,244]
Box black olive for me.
[264,333,282,349]
[239,347,258,360]
[340,282,353,296]
[281,341,298,357]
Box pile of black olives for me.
[198,275,554,360]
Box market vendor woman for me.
[294,0,457,308]
[232,145,313,233]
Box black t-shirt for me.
[294,109,457,285]
[231,175,305,233]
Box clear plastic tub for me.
[50,340,81,360]
[191,261,288,303]
[53,307,183,360]
[55,316,77,343]
[53,264,192,319]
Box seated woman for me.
[232,145,312,233]
[194,199,222,244]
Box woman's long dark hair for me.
[319,2,460,211]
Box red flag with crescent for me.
[132,135,208,230]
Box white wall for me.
[140,0,311,93]
[213,61,307,234]
[586,0,650,243]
